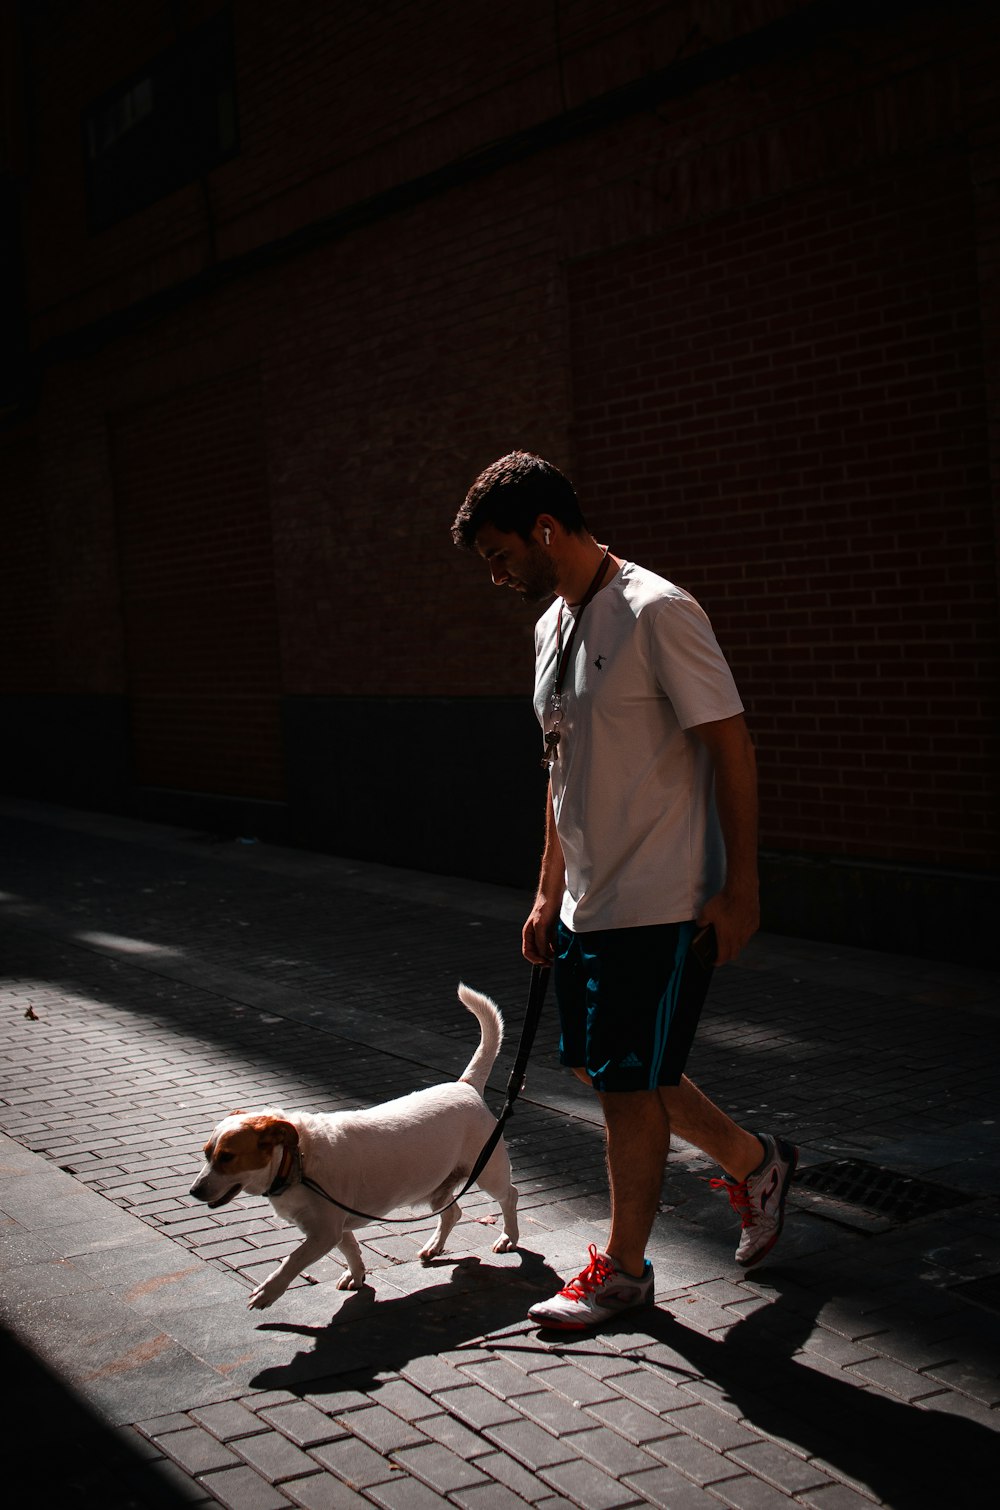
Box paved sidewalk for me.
[1,797,998,1510]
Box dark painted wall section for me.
[2,692,996,966]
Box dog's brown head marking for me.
[204,1112,299,1170]
[192,1112,300,1210]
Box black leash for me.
[293,965,551,1223]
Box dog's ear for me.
[245,1115,299,1153]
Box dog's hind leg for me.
[476,1145,520,1253]
[418,1199,461,1263]
[334,1230,367,1290]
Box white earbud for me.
[543,527,552,545]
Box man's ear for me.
[536,514,557,546]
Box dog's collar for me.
[265,1145,302,1198]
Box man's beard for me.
[516,545,559,604]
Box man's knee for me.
[598,1087,666,1125]
[569,1066,591,1085]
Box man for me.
[452,451,797,1331]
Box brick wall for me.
[110,368,284,800]
[568,149,995,868]
[1,0,997,948]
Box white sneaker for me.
[528,1245,654,1330]
[712,1134,798,1267]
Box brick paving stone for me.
[918,1389,1000,1429]
[366,1377,441,1422]
[673,1375,751,1421]
[623,1465,721,1508]
[333,1402,428,1454]
[418,1409,494,1458]
[513,1389,593,1437]
[530,1363,618,1407]
[537,1456,642,1510]
[921,1359,1000,1406]
[571,1350,653,1384]
[157,1425,242,1475]
[846,1356,950,1403]
[647,1430,745,1487]
[797,1485,883,1509]
[302,1385,371,1416]
[461,1357,544,1399]
[392,1440,490,1493]
[283,1473,371,1509]
[670,1402,762,1453]
[799,1332,881,1369]
[308,1437,398,1488]
[439,1383,524,1429]
[602,1367,694,1416]
[451,1481,535,1510]
[199,1464,293,1509]
[256,1401,347,1448]
[234,1430,319,1483]
[711,1473,807,1509]
[585,1397,683,1445]
[475,1448,551,1502]
[566,1424,662,1479]
[364,1475,454,1510]
[400,1354,469,1394]
[483,1420,579,1472]
[191,1401,270,1441]
[727,1440,835,1495]
[138,1412,198,1438]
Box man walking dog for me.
[452,451,797,1330]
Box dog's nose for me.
[189,1180,207,1200]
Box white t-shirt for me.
[533,561,744,932]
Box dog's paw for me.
[417,1240,444,1264]
[247,1284,278,1310]
[336,1270,365,1290]
[492,1234,517,1254]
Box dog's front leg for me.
[248,1231,333,1310]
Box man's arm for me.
[522,784,565,965]
[691,712,760,965]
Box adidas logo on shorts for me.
[618,1051,643,1069]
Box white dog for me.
[189,983,519,1309]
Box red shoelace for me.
[559,1244,615,1297]
[710,1176,756,1227]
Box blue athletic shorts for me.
[554,918,715,1092]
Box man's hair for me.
[451,451,587,549]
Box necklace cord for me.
[553,544,611,696]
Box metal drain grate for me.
[950,1274,1000,1316]
[794,1158,974,1233]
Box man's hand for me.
[697,886,759,966]
[522,895,559,966]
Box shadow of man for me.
[576,1272,996,1510]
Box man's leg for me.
[662,1074,764,1180]
[664,1073,798,1267]
[599,1089,669,1277]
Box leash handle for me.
[300,965,550,1224]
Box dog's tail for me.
[456,983,504,1094]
